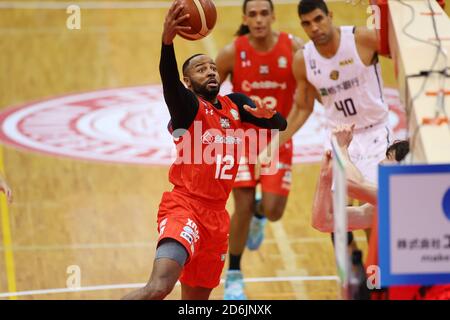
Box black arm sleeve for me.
[160,43,199,131]
[227,93,287,131]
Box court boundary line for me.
[0,275,339,298]
[0,146,16,300]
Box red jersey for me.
[168,95,244,206]
[232,32,296,119]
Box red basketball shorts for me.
[156,190,230,289]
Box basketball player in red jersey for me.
[215,0,303,300]
[122,1,286,300]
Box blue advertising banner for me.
[378,163,450,286]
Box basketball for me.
[177,0,217,41]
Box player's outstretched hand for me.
[332,124,355,149]
[243,98,276,119]
[162,0,191,45]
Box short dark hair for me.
[235,0,274,36]
[386,140,410,162]
[182,53,204,76]
[297,0,329,16]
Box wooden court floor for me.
[2,0,438,300]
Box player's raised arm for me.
[354,26,387,59]
[311,150,334,232]
[159,1,199,132]
[162,1,191,46]
[332,124,365,185]
[257,49,316,165]
[215,42,235,85]
[312,151,374,232]
[279,49,316,145]
[332,124,378,205]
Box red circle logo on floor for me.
[0,84,406,165]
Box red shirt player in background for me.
[122,1,286,300]
[215,0,303,300]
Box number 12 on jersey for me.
[215,154,234,180]
[335,98,357,117]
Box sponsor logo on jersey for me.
[241,80,287,92]
[185,219,200,241]
[339,58,354,66]
[278,56,288,69]
[259,65,269,74]
[240,50,251,68]
[180,231,193,244]
[201,130,242,145]
[220,117,231,129]
[159,218,168,236]
[309,59,321,75]
[213,135,242,145]
[182,225,199,243]
[230,109,240,121]
[183,226,194,234]
[202,131,215,144]
[319,77,360,96]
[205,108,214,115]
[330,70,340,80]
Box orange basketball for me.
[177,0,217,41]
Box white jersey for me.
[304,26,389,130]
